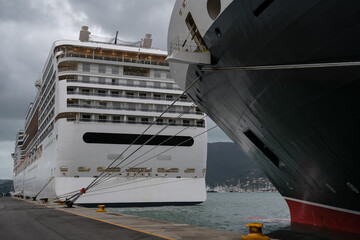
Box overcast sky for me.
[0,0,231,179]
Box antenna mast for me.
[114,31,118,44]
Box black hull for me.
[182,0,360,233]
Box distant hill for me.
[0,179,13,194]
[206,142,266,186]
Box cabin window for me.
[156,118,164,124]
[113,102,120,109]
[196,120,204,127]
[127,103,136,110]
[154,70,161,78]
[82,89,90,94]
[82,114,91,122]
[83,63,90,72]
[127,79,134,86]
[99,101,107,108]
[98,65,106,73]
[98,77,106,84]
[111,78,118,85]
[126,92,134,98]
[154,82,161,88]
[112,116,120,123]
[82,76,90,82]
[128,117,136,123]
[166,71,172,79]
[139,81,146,87]
[67,87,75,92]
[112,66,119,74]
[99,115,107,122]
[155,105,163,111]
[183,120,190,126]
[123,66,150,77]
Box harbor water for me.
[108,192,291,235]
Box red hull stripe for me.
[284,197,360,234]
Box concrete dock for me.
[0,197,254,240]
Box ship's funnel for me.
[141,34,152,48]
[79,26,90,42]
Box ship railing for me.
[169,36,199,54]
[67,91,191,102]
[39,103,55,125]
[66,118,205,128]
[66,79,182,91]
[57,53,169,67]
[66,104,203,115]
[39,77,55,103]
[58,67,78,72]
[18,123,54,163]
[38,124,54,146]
[122,71,150,77]
[39,111,55,130]
[40,85,55,109]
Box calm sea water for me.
[108,192,291,235]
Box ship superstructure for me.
[168,0,360,234]
[12,26,207,205]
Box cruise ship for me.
[167,0,360,234]
[11,26,207,206]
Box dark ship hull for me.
[168,0,360,234]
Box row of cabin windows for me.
[67,87,187,101]
[67,99,196,112]
[60,167,199,174]
[82,63,171,78]
[78,76,175,89]
[79,114,204,126]
[67,99,201,114]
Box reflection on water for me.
[108,192,291,235]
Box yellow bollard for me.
[96,205,106,212]
[241,223,269,240]
[58,200,65,205]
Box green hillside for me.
[206,142,266,186]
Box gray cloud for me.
[69,0,175,49]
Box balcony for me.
[66,104,203,115]
[58,66,78,72]
[67,91,191,102]
[57,53,169,67]
[66,118,205,128]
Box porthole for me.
[347,182,359,194]
[207,0,221,20]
